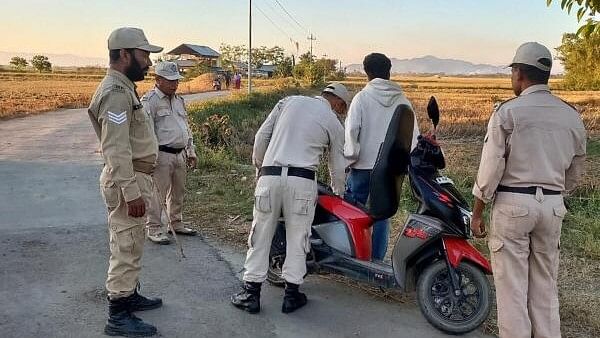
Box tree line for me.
[9,55,52,72]
[219,44,344,85]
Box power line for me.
[260,0,305,37]
[273,0,307,32]
[254,3,300,49]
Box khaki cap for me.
[108,27,163,53]
[509,42,552,72]
[155,61,183,80]
[322,82,351,106]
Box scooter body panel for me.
[442,236,493,274]
[317,195,373,260]
[391,214,445,290]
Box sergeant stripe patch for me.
[107,111,127,125]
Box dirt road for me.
[0,91,492,337]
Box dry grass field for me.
[0,72,215,119]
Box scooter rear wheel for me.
[417,260,491,334]
[267,223,286,287]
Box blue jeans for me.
[344,169,390,261]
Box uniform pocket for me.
[132,108,149,138]
[496,204,529,218]
[553,205,567,218]
[156,109,171,117]
[489,238,504,252]
[293,191,314,215]
[494,204,530,237]
[101,181,121,210]
[254,186,271,213]
[488,237,504,278]
[553,204,567,250]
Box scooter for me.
[213,79,222,91]
[267,97,492,334]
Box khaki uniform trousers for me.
[489,189,567,338]
[147,151,187,230]
[243,168,317,285]
[100,168,154,300]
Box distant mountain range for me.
[0,51,107,67]
[346,55,511,75]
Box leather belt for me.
[497,185,561,195]
[259,166,315,180]
[132,161,155,175]
[159,145,185,154]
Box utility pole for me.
[307,33,316,61]
[248,0,252,94]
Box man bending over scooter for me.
[344,53,420,261]
[231,83,351,313]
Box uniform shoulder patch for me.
[493,96,517,112]
[560,98,578,112]
[107,111,127,125]
[141,90,156,102]
[111,84,126,93]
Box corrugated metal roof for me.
[185,44,220,57]
[167,44,220,57]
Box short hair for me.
[363,53,392,80]
[109,48,135,64]
[513,59,551,84]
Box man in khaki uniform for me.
[88,27,164,337]
[231,83,350,314]
[471,42,586,338]
[143,61,198,245]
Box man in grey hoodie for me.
[344,53,419,261]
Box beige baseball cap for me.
[107,27,163,53]
[155,61,183,81]
[322,82,351,106]
[509,42,552,72]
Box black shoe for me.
[231,281,261,314]
[125,289,163,312]
[105,298,157,337]
[282,282,307,314]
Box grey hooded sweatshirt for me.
[344,78,420,169]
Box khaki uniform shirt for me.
[253,96,346,195]
[88,69,158,202]
[141,86,196,158]
[473,84,587,203]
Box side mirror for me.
[427,96,440,130]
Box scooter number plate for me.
[435,176,454,185]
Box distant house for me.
[165,44,221,71]
[232,62,276,78]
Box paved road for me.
[0,91,492,337]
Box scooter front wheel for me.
[417,260,491,334]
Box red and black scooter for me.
[267,97,492,334]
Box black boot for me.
[104,297,157,337]
[125,289,163,312]
[282,282,307,313]
[231,281,261,314]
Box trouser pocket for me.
[254,186,271,213]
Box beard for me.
[125,56,148,82]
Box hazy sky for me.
[1,0,582,66]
